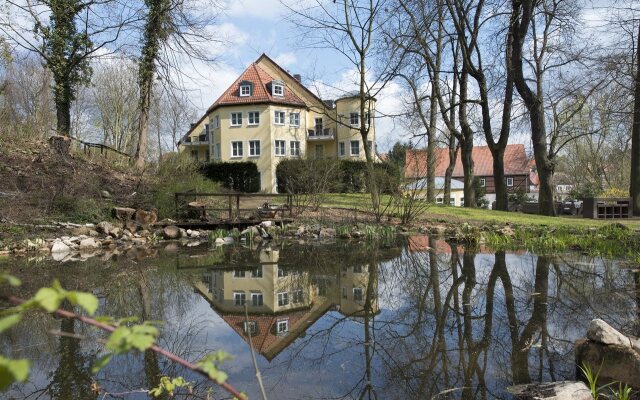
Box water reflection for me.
[2,237,638,399]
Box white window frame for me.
[231,141,243,158]
[436,197,443,204]
[277,267,289,277]
[205,123,210,138]
[289,112,300,127]
[274,110,285,125]
[215,115,220,128]
[276,319,289,335]
[480,178,486,187]
[339,141,346,157]
[275,140,286,156]
[350,140,360,156]
[230,112,242,127]
[251,267,262,278]
[248,140,261,157]
[243,321,258,335]
[459,198,464,206]
[290,141,300,157]
[292,289,304,304]
[234,291,246,306]
[273,83,284,97]
[240,85,251,97]
[506,177,514,187]
[233,270,245,278]
[314,117,323,135]
[251,292,263,306]
[277,292,289,306]
[214,143,221,159]
[247,111,260,126]
[350,112,359,126]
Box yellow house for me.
[178,54,377,193]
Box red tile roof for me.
[405,144,530,178]
[206,63,306,113]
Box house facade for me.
[405,144,531,205]
[178,54,376,193]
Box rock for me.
[163,225,181,240]
[124,220,141,232]
[131,238,147,246]
[101,190,112,199]
[186,240,204,247]
[509,381,591,400]
[51,241,71,254]
[109,227,122,238]
[352,230,364,239]
[79,238,100,250]
[575,339,640,389]
[261,221,273,228]
[164,243,179,252]
[587,319,635,348]
[113,207,136,221]
[96,221,113,235]
[339,232,352,239]
[189,230,201,238]
[214,238,225,245]
[319,228,336,238]
[135,208,158,225]
[296,225,306,236]
[180,228,187,238]
[72,226,90,236]
[139,229,151,237]
[223,236,234,245]
[241,226,260,237]
[89,230,99,237]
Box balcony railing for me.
[307,128,335,140]
[183,135,210,145]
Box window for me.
[339,142,346,157]
[231,141,243,157]
[243,321,258,335]
[215,115,220,128]
[290,141,300,157]
[506,177,514,187]
[214,143,221,159]
[452,198,457,206]
[251,267,263,278]
[248,111,260,125]
[292,289,304,304]
[275,140,286,156]
[240,84,251,97]
[350,112,359,126]
[289,112,300,126]
[365,111,371,126]
[191,150,198,161]
[233,270,245,278]
[353,287,363,301]
[480,178,486,187]
[436,197,443,204]
[367,140,373,153]
[274,111,285,125]
[315,144,324,158]
[314,117,323,135]
[205,123,210,138]
[277,267,289,277]
[251,292,263,306]
[249,140,260,157]
[350,140,360,156]
[278,292,289,306]
[230,112,242,126]
[272,81,284,97]
[234,292,246,306]
[353,265,362,273]
[276,319,289,335]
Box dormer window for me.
[272,80,284,97]
[239,81,252,97]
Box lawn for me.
[321,193,640,229]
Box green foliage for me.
[0,356,30,390]
[508,188,533,206]
[201,161,260,193]
[473,177,488,208]
[387,141,410,170]
[105,322,159,353]
[579,362,617,400]
[570,182,601,200]
[150,153,220,218]
[611,382,633,400]
[49,196,112,223]
[149,376,192,397]
[196,351,232,383]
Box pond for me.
[1,236,639,399]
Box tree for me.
[632,21,640,214]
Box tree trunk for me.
[444,136,457,204]
[492,148,507,210]
[54,80,72,136]
[631,22,640,215]
[135,78,152,169]
[460,138,475,207]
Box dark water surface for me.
[2,236,639,399]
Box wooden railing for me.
[68,136,132,160]
[174,192,293,220]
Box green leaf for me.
[0,314,22,334]
[0,356,30,390]
[91,354,112,374]
[31,287,63,312]
[0,274,21,286]
[67,292,98,315]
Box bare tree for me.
[632,21,640,214]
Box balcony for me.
[183,134,210,146]
[307,128,335,140]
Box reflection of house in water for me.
[195,247,378,360]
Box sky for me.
[180,0,407,152]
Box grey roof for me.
[405,177,464,191]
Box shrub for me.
[600,187,629,198]
[201,162,260,193]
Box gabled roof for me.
[405,144,530,178]
[256,53,326,106]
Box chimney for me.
[293,74,302,83]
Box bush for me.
[201,162,260,193]
[150,153,220,218]
[600,187,628,198]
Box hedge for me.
[201,162,260,193]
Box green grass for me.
[321,193,640,229]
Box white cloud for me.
[225,0,285,20]
[274,52,298,67]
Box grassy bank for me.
[321,193,640,229]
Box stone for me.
[296,225,306,236]
[79,238,100,250]
[575,339,640,389]
[214,238,225,245]
[509,381,591,400]
[135,208,158,225]
[241,226,260,237]
[163,225,181,240]
[96,221,113,235]
[109,227,122,238]
[51,241,71,254]
[587,319,634,348]
[352,230,364,239]
[319,228,336,238]
[223,236,234,245]
[125,220,141,232]
[101,190,112,199]
[186,240,203,247]
[164,243,179,252]
[89,230,100,237]
[189,230,201,238]
[260,221,273,228]
[72,226,90,236]
[113,207,136,221]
